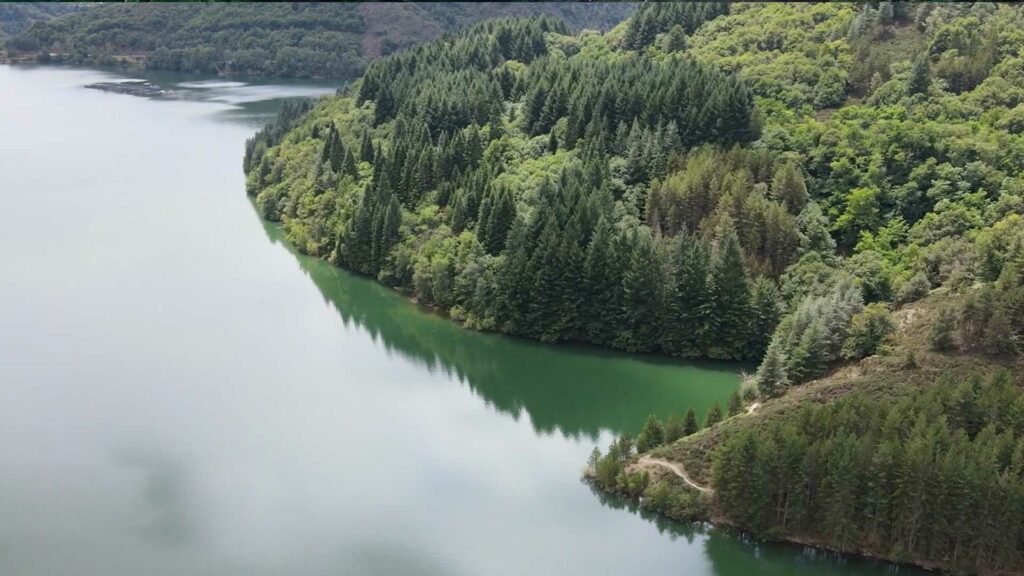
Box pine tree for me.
[637,414,665,452]
[556,216,587,340]
[483,188,515,255]
[342,147,358,179]
[618,226,665,352]
[683,408,700,436]
[705,402,724,428]
[476,195,494,247]
[450,190,470,233]
[379,193,401,266]
[665,414,686,443]
[329,132,345,173]
[930,307,957,351]
[710,219,752,359]
[983,307,1018,357]
[344,186,376,274]
[666,234,713,357]
[755,337,789,397]
[584,216,618,345]
[527,217,566,342]
[320,126,335,165]
[787,320,827,383]
[750,277,782,358]
[908,53,930,95]
[771,162,809,215]
[728,391,743,417]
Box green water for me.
[0,65,924,576]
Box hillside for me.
[5,2,635,79]
[244,2,1023,363]
[245,4,1024,571]
[590,290,1024,574]
[0,3,82,40]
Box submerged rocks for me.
[85,80,171,97]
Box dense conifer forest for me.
[5,3,634,78]
[246,4,1024,572]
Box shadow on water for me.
[254,212,743,440]
[586,481,927,576]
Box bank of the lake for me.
[0,64,929,576]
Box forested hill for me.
[5,2,635,79]
[0,3,82,40]
[245,5,1024,570]
[245,2,1024,375]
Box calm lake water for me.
[0,65,923,575]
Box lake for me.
[0,65,924,576]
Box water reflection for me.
[587,481,925,576]
[254,215,741,439]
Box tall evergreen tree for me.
[710,219,752,359]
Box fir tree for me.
[930,307,957,352]
[637,414,666,452]
[618,226,665,352]
[705,402,724,428]
[710,219,752,359]
[727,391,743,417]
[359,129,374,163]
[755,337,789,397]
[771,162,809,215]
[908,53,930,96]
[683,408,700,436]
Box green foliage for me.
[758,277,864,385]
[929,307,958,352]
[727,391,743,417]
[9,3,637,78]
[688,3,857,109]
[642,480,707,521]
[247,16,766,362]
[755,338,789,397]
[0,3,80,41]
[636,414,665,453]
[841,303,895,360]
[664,413,686,443]
[623,2,727,51]
[248,4,1024,384]
[895,271,931,304]
[683,408,700,437]
[712,372,1024,573]
[704,402,723,428]
[15,4,367,78]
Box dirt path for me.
[637,455,713,494]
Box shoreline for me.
[587,475,946,575]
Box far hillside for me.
[0,3,83,41]
[5,2,636,79]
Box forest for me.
[246,3,1024,572]
[5,3,634,79]
[0,3,81,41]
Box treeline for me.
[518,53,756,148]
[0,3,80,40]
[8,3,636,79]
[715,373,1024,574]
[10,4,365,77]
[622,1,727,51]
